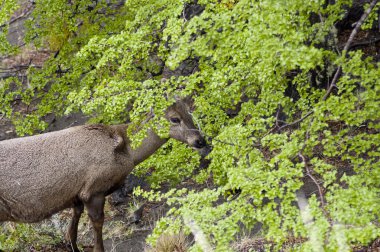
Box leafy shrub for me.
[1,0,379,251]
[0,223,60,251]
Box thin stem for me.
[298,152,326,207]
[277,111,314,132]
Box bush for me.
[1,0,379,251]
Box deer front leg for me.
[65,202,84,252]
[84,194,105,252]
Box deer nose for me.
[193,138,207,149]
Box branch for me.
[277,111,314,132]
[0,3,34,29]
[323,0,379,101]
[346,36,380,50]
[298,152,326,207]
[0,64,31,72]
[275,105,282,128]
[210,137,235,147]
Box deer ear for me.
[182,96,195,112]
[174,95,181,101]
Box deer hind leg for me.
[65,202,84,252]
[84,194,105,252]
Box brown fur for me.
[0,124,132,223]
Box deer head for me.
[165,98,207,150]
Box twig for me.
[210,137,235,147]
[0,65,31,72]
[298,152,325,207]
[323,0,379,101]
[346,36,380,50]
[182,4,188,22]
[275,105,281,128]
[277,111,314,132]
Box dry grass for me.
[144,232,190,252]
[233,236,380,252]
[232,236,306,252]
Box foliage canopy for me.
[1,0,380,251]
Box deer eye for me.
[170,117,181,124]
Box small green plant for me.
[0,222,60,251]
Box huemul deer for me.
[0,99,207,252]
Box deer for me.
[0,98,207,252]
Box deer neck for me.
[130,129,168,166]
